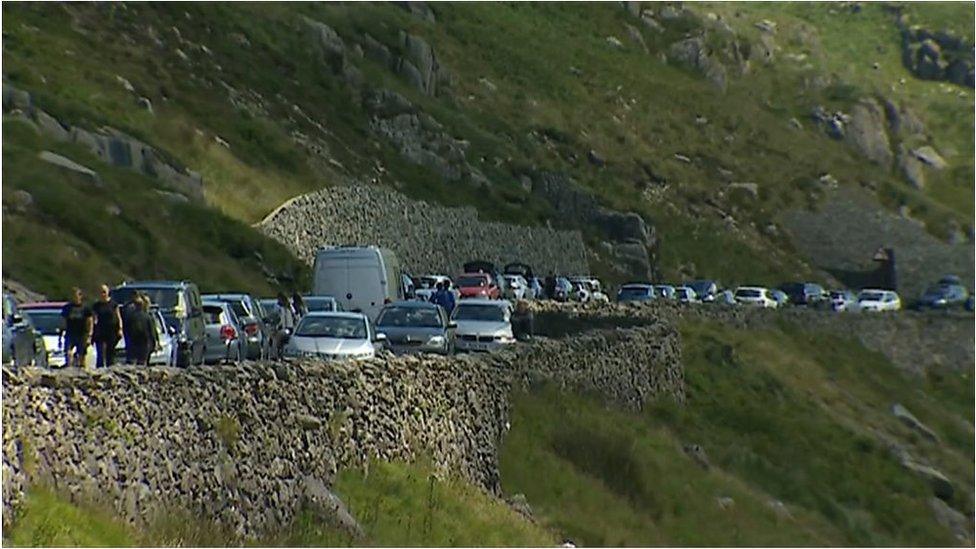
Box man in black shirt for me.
[126,297,157,366]
[91,284,123,368]
[60,287,93,368]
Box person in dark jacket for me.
[124,297,157,365]
[544,273,557,302]
[120,292,142,363]
[91,284,123,368]
[60,287,93,368]
[291,292,307,319]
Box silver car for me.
[203,293,272,360]
[375,301,455,355]
[282,312,383,361]
[451,299,515,353]
[201,301,245,364]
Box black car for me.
[374,300,456,355]
[112,281,207,367]
[779,282,827,306]
[915,277,969,310]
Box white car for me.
[675,286,700,304]
[20,303,95,368]
[856,289,901,312]
[733,286,778,308]
[450,299,515,352]
[283,312,384,360]
[502,275,528,301]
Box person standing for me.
[126,297,156,366]
[120,292,141,363]
[60,287,93,368]
[91,284,123,368]
[275,292,295,359]
[544,273,557,301]
[291,292,307,319]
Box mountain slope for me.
[3,2,972,294]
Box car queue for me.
[2,243,972,370]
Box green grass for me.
[500,321,973,546]
[6,460,553,547]
[1,118,310,299]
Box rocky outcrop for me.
[364,89,487,185]
[259,184,588,276]
[528,171,656,279]
[2,83,203,199]
[2,323,684,538]
[898,21,974,88]
[846,99,892,167]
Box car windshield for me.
[305,297,337,312]
[689,281,713,294]
[377,306,443,328]
[22,310,62,335]
[452,304,506,322]
[202,305,230,325]
[457,276,487,288]
[736,289,762,298]
[295,316,367,339]
[859,291,885,301]
[112,287,180,310]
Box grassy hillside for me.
[500,321,973,546]
[2,119,309,299]
[3,2,971,291]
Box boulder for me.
[304,17,346,64]
[7,190,34,213]
[396,1,436,23]
[682,443,710,470]
[846,99,892,167]
[38,151,102,185]
[899,145,926,189]
[624,24,648,53]
[929,497,974,545]
[892,403,940,441]
[902,459,954,500]
[398,32,442,96]
[362,33,393,68]
[911,146,947,170]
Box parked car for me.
[674,286,700,304]
[769,289,790,307]
[111,281,206,367]
[552,277,573,302]
[303,295,343,313]
[313,246,407,320]
[915,277,969,310]
[201,300,246,364]
[451,299,515,353]
[10,295,56,368]
[528,277,545,300]
[688,280,720,303]
[617,284,656,303]
[828,290,857,312]
[463,260,509,295]
[502,274,529,301]
[779,282,827,306]
[569,280,590,303]
[203,293,272,360]
[457,273,500,300]
[653,285,676,300]
[857,289,901,312]
[281,311,383,360]
[734,286,778,308]
[375,301,455,355]
[415,275,454,301]
[114,308,176,365]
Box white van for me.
[312,246,405,320]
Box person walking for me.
[275,292,296,359]
[544,272,557,301]
[512,299,535,341]
[91,284,123,368]
[120,291,142,363]
[60,287,93,368]
[125,297,157,366]
[437,282,456,315]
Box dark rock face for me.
[899,22,974,88]
[2,323,685,538]
[529,171,657,278]
[1,83,203,199]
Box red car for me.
[456,273,500,300]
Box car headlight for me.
[425,335,446,347]
[495,335,515,343]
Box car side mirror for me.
[10,314,24,325]
[374,333,387,342]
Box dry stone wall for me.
[258,185,588,276]
[2,323,683,539]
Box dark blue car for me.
[916,276,969,310]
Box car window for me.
[452,304,507,322]
[203,305,227,324]
[22,310,61,335]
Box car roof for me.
[202,293,250,300]
[20,301,68,310]
[303,311,367,320]
[456,298,511,307]
[621,283,653,288]
[384,300,439,309]
[304,295,337,301]
[115,280,191,288]
[736,286,767,291]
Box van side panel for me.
[314,247,400,320]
